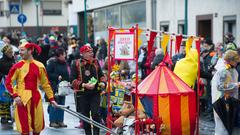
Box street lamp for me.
[184,0,188,35]
[33,0,40,37]
[84,0,88,43]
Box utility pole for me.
[35,0,40,37]
[184,0,188,35]
[84,0,88,43]
[20,0,23,34]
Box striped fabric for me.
[137,63,196,135]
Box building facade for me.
[71,0,239,45]
[0,0,69,36]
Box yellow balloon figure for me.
[174,48,198,88]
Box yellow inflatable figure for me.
[174,48,199,88]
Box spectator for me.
[151,48,164,69]
[46,48,69,128]
[0,45,15,124]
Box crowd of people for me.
[0,30,239,135]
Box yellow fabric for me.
[8,60,54,105]
[7,60,54,134]
[138,98,144,112]
[14,99,44,133]
[159,68,169,94]
[181,95,190,135]
[161,34,170,54]
[137,29,143,49]
[9,68,18,96]
[185,37,193,55]
[174,49,198,88]
[34,60,55,100]
[159,96,171,135]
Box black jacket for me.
[46,58,70,93]
[0,54,15,80]
[70,58,104,94]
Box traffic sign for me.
[17,14,27,24]
[9,4,20,14]
[33,0,40,5]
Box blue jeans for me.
[48,96,65,123]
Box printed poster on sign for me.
[114,33,135,60]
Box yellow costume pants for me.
[15,98,44,134]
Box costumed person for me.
[5,42,58,135]
[0,45,15,124]
[46,48,69,128]
[211,50,240,135]
[224,33,237,51]
[70,45,106,134]
[109,64,128,114]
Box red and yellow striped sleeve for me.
[39,66,55,102]
[5,63,23,98]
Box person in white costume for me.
[211,50,240,135]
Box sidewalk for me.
[0,93,215,135]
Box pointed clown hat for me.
[19,42,42,55]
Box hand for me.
[58,75,62,81]
[84,83,95,90]
[50,101,58,107]
[14,96,23,106]
[99,82,105,88]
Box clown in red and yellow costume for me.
[5,42,58,135]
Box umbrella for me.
[213,97,238,135]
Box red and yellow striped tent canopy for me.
[137,63,196,135]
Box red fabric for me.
[163,52,173,65]
[145,48,156,75]
[25,43,42,55]
[175,35,183,53]
[79,45,92,53]
[169,95,182,135]
[12,93,19,98]
[30,99,35,131]
[17,104,30,134]
[147,31,157,57]
[5,61,25,94]
[153,95,158,118]
[24,63,41,105]
[108,28,115,43]
[195,39,201,54]
[129,28,134,33]
[188,92,196,135]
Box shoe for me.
[1,117,8,124]
[58,122,67,128]
[49,122,60,128]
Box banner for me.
[161,34,170,54]
[114,33,135,60]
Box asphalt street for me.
[0,93,215,135]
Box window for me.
[178,20,184,34]
[160,21,169,32]
[121,1,146,28]
[94,9,106,32]
[223,15,236,39]
[42,0,62,15]
[106,6,120,28]
[0,1,4,17]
